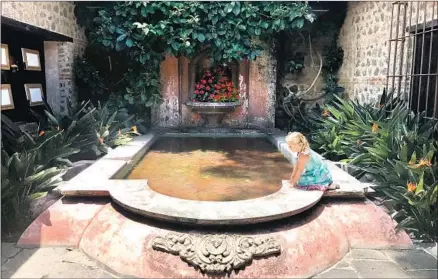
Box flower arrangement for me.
[190,67,240,103]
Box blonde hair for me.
[285,132,310,152]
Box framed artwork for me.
[24,83,44,106]
[1,44,10,70]
[21,48,41,71]
[1,84,14,110]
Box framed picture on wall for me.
[1,44,10,70]
[21,48,41,71]
[24,83,44,106]
[1,84,14,110]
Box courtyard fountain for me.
[16,127,412,278]
[14,50,412,279]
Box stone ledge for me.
[56,128,373,224]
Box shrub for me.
[312,93,438,241]
[93,101,141,155]
[1,147,66,222]
[1,99,144,221]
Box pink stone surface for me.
[320,200,412,249]
[154,55,180,127]
[17,198,106,248]
[18,199,413,277]
[247,52,275,128]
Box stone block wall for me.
[1,1,86,115]
[338,1,437,104]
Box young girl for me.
[286,132,337,191]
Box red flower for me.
[201,80,207,84]
[194,90,199,94]
[215,95,221,101]
[206,86,211,91]
[215,85,221,90]
[208,79,213,83]
[209,94,215,99]
[200,90,205,94]
[195,84,200,89]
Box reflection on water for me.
[127,137,292,201]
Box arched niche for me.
[188,50,239,97]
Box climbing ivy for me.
[74,1,315,110]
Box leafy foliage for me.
[312,93,438,241]
[1,147,66,222]
[93,101,141,155]
[74,1,314,110]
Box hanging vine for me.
[74,1,315,112]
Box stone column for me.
[152,55,180,127]
[44,41,60,114]
[248,40,277,129]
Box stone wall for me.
[281,36,332,102]
[338,1,437,104]
[1,1,86,115]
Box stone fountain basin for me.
[53,128,373,225]
[185,100,241,114]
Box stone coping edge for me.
[56,128,371,224]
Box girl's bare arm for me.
[290,154,310,186]
[290,164,296,182]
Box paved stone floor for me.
[1,243,115,278]
[313,247,437,279]
[2,243,436,278]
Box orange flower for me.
[371,123,379,133]
[98,137,104,144]
[418,158,432,167]
[322,109,330,117]
[131,126,137,133]
[39,130,45,136]
[407,182,417,192]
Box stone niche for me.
[152,44,277,129]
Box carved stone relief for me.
[152,233,281,274]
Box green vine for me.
[74,1,315,111]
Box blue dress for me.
[292,149,333,191]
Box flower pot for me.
[186,101,241,128]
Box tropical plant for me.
[361,143,438,242]
[93,101,140,155]
[311,91,438,241]
[1,114,82,167]
[41,100,99,153]
[1,148,66,221]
